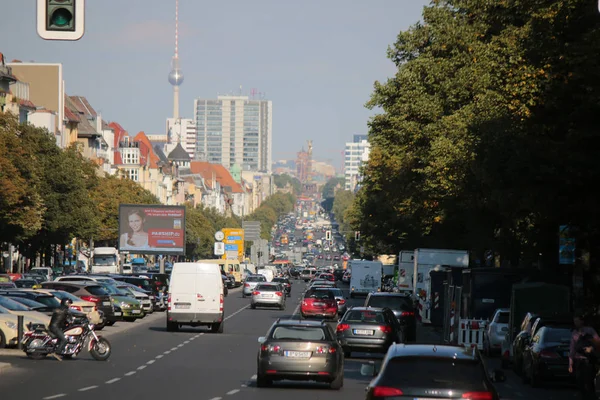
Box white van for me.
[256,268,274,282]
[167,262,224,333]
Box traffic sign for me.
[243,221,261,241]
[214,231,224,241]
[214,242,225,256]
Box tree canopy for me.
[351,0,600,267]
[273,174,302,195]
[247,192,296,239]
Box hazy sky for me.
[1,0,428,167]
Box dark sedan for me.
[365,344,504,399]
[336,307,402,358]
[256,319,343,389]
[364,292,417,342]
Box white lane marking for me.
[78,386,98,392]
[289,302,301,320]
[194,334,200,338]
[241,384,247,388]
[146,360,155,365]
[106,378,120,384]
[177,343,184,347]
[137,365,147,370]
[200,332,205,335]
[224,304,249,321]
[124,371,136,376]
[171,347,178,351]
[156,354,164,359]
[164,350,171,354]
[226,389,240,395]
[250,375,257,380]
[43,395,66,400]
[208,398,222,400]
[184,340,190,344]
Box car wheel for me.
[256,373,271,388]
[280,304,285,310]
[251,304,256,309]
[211,321,224,334]
[330,371,343,390]
[0,330,5,349]
[166,321,178,332]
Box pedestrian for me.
[569,313,600,400]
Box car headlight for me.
[120,302,132,308]
[5,321,17,330]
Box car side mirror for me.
[490,369,506,383]
[258,336,266,344]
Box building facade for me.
[344,134,371,192]
[193,95,272,173]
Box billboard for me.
[221,228,244,262]
[118,204,186,255]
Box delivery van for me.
[196,259,242,287]
[166,262,224,333]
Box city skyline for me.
[0,1,429,167]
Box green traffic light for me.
[51,8,73,27]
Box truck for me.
[397,251,414,292]
[90,247,120,274]
[349,260,383,298]
[378,254,397,277]
[412,248,469,324]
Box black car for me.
[257,319,344,389]
[365,344,504,399]
[272,277,292,296]
[521,324,572,386]
[364,292,417,342]
[336,307,402,358]
[332,269,345,281]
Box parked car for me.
[484,308,510,356]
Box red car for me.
[301,288,338,320]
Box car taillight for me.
[338,299,346,305]
[70,305,82,311]
[372,386,403,396]
[252,291,260,296]
[379,325,393,334]
[275,292,283,297]
[400,311,414,317]
[337,323,350,332]
[316,346,336,354]
[244,283,250,287]
[539,350,560,359]
[80,295,99,303]
[461,392,493,400]
[219,293,224,312]
[167,293,171,311]
[260,344,268,352]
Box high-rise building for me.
[165,118,195,159]
[344,134,371,191]
[193,95,272,173]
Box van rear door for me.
[194,272,222,314]
[170,270,196,313]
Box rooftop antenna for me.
[239,85,243,95]
[168,0,184,120]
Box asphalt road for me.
[0,280,579,400]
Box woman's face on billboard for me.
[128,213,144,232]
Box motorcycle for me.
[22,312,111,361]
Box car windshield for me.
[255,284,278,291]
[305,290,334,300]
[301,270,311,274]
[8,297,47,310]
[50,291,82,302]
[496,312,509,324]
[344,310,386,323]
[379,357,487,391]
[0,296,32,311]
[329,288,344,297]
[85,286,109,296]
[31,295,60,308]
[271,326,328,341]
[367,296,413,311]
[100,284,130,296]
[273,278,288,283]
[246,276,266,283]
[543,327,571,343]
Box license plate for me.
[175,303,191,309]
[263,294,273,298]
[314,302,324,307]
[114,312,122,316]
[285,351,311,358]
[414,398,439,400]
[132,309,141,314]
[103,302,111,306]
[354,329,374,336]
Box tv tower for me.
[168,0,183,120]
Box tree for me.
[185,204,215,259]
[273,174,302,195]
[353,0,600,267]
[0,113,45,242]
[321,177,344,199]
[247,192,296,239]
[92,175,160,244]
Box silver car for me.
[251,283,286,310]
[242,275,267,297]
[484,308,510,356]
